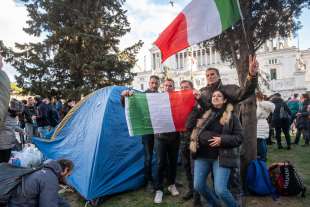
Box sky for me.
[0,0,309,81]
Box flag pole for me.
[236,0,252,54]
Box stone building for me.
[132,38,310,99]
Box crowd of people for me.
[256,91,310,161]
[0,56,75,207]
[121,55,259,206]
[1,51,309,207]
[0,96,77,162]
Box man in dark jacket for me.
[34,98,51,138]
[22,97,36,143]
[121,75,160,191]
[186,55,258,129]
[271,93,292,149]
[9,159,73,207]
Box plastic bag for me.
[9,144,43,168]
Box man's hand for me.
[209,136,221,147]
[193,89,201,100]
[121,90,134,97]
[249,55,259,76]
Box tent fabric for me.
[33,86,145,200]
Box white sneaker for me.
[168,184,179,196]
[154,190,163,204]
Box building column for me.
[209,47,212,65]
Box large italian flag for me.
[154,0,241,62]
[125,90,195,136]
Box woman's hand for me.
[209,136,221,147]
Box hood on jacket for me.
[43,160,63,177]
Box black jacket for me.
[271,97,292,128]
[190,105,243,168]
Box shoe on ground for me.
[287,145,291,150]
[154,190,163,204]
[278,145,283,149]
[182,190,193,201]
[168,184,180,196]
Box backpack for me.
[0,163,42,205]
[246,160,277,199]
[269,161,306,197]
[279,104,290,120]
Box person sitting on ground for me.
[9,159,74,207]
[256,91,275,161]
[189,89,243,207]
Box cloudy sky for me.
[1,0,309,81]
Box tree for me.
[0,0,142,99]
[208,0,309,186]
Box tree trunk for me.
[236,52,257,190]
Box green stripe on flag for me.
[128,93,154,136]
[214,0,241,30]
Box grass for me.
[65,143,310,207]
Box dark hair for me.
[212,89,228,100]
[165,78,175,87]
[206,67,220,76]
[149,75,160,81]
[293,93,298,98]
[180,80,193,88]
[58,159,74,172]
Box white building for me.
[132,38,310,99]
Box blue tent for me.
[33,86,145,200]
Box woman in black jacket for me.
[189,89,243,207]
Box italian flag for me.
[154,0,241,62]
[125,90,195,136]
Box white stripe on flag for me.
[146,93,176,134]
[183,0,222,45]
[124,97,133,136]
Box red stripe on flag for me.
[154,12,189,63]
[168,90,195,132]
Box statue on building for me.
[295,53,306,72]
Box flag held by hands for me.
[125,90,195,136]
[154,0,241,62]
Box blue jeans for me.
[194,159,238,207]
[257,138,267,161]
[37,126,50,139]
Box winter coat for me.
[0,70,10,127]
[9,160,70,207]
[257,100,275,139]
[0,113,22,150]
[23,105,36,124]
[186,76,257,130]
[199,76,257,110]
[287,99,300,118]
[271,97,292,128]
[189,104,243,168]
[36,102,50,127]
[296,99,310,129]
